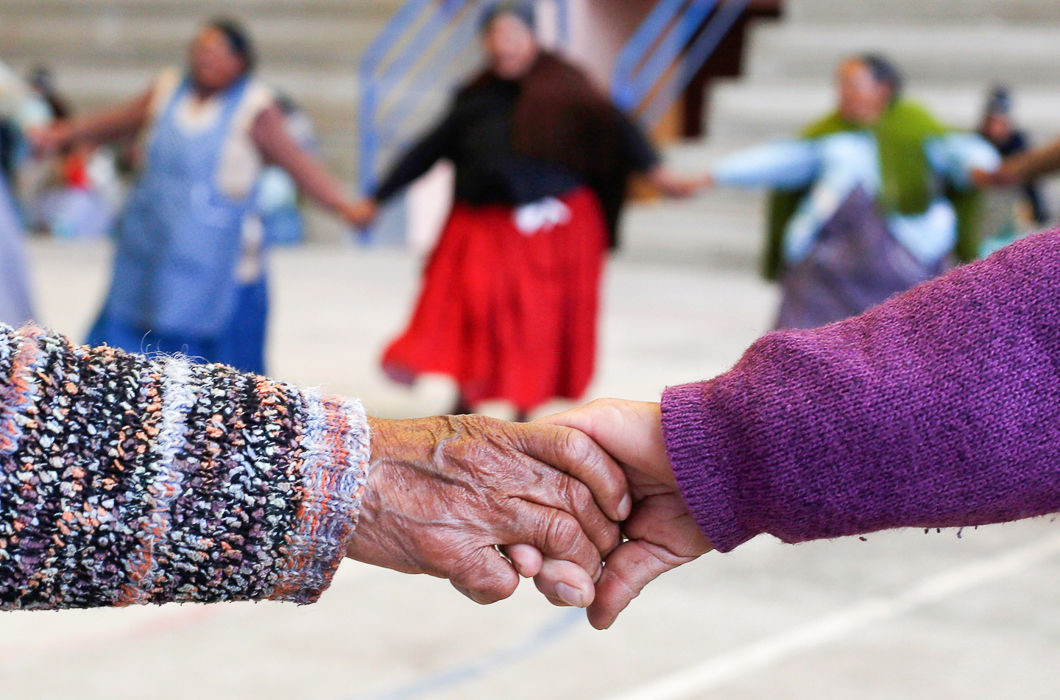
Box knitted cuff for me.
[268,394,371,604]
[661,381,757,553]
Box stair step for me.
[0,17,380,68]
[786,0,1060,24]
[708,80,1060,142]
[746,22,1060,85]
[0,0,404,20]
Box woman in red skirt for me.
[351,2,701,418]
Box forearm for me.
[252,106,350,213]
[272,145,349,212]
[59,91,152,146]
[0,324,369,610]
[662,232,1060,551]
[712,140,819,190]
[372,118,454,202]
[616,109,660,174]
[1005,137,1060,181]
[927,132,1001,189]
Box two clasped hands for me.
[346,399,711,630]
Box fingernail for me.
[555,582,586,607]
[618,493,632,520]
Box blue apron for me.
[90,77,269,373]
[103,76,256,339]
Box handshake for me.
[348,399,713,630]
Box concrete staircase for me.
[710,0,1060,145]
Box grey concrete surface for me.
[2,193,1057,699]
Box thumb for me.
[587,539,695,630]
[536,400,674,487]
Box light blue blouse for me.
[713,131,1000,265]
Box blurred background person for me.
[700,54,999,329]
[26,137,121,240]
[0,57,50,327]
[29,18,364,374]
[976,85,1050,256]
[24,67,121,241]
[972,92,1060,247]
[350,1,703,419]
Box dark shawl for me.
[463,52,655,247]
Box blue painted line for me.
[351,608,584,700]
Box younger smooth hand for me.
[528,399,713,629]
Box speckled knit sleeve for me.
[0,323,370,610]
[662,230,1060,552]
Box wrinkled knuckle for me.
[461,413,500,436]
[564,477,595,515]
[543,513,580,554]
[559,428,592,464]
[435,429,462,462]
[599,520,621,553]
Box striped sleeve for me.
[0,323,370,610]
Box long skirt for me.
[382,188,607,412]
[0,175,35,327]
[86,278,269,374]
[776,188,947,330]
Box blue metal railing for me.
[612,0,751,129]
[555,0,570,46]
[358,0,482,196]
[358,0,572,196]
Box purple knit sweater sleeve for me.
[662,231,1060,552]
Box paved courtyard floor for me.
[3,191,1057,699]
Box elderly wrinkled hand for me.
[522,399,713,629]
[344,415,631,605]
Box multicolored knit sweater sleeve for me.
[662,230,1060,552]
[0,323,370,610]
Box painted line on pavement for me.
[610,532,1060,700]
[354,607,584,700]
